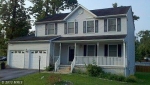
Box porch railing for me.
[76,56,124,66]
[55,56,60,71]
[71,57,76,73]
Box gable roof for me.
[36,6,131,23]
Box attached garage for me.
[10,50,25,68]
[29,50,47,69]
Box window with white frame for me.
[68,22,74,33]
[109,45,117,57]
[108,18,116,31]
[87,45,96,56]
[47,24,55,34]
[87,21,94,33]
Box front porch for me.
[53,39,126,73]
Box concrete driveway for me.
[0,68,38,81]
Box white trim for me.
[64,4,97,20]
[35,20,65,24]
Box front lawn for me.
[13,72,150,85]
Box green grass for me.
[13,72,150,85]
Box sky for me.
[25,0,150,34]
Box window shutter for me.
[117,18,121,32]
[75,22,78,34]
[45,24,47,35]
[118,44,122,57]
[95,45,97,56]
[104,19,107,32]
[55,23,57,34]
[83,21,86,33]
[95,20,98,33]
[104,44,108,57]
[64,22,67,34]
[84,45,87,56]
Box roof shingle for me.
[36,6,130,22]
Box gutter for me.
[35,20,65,24]
[95,14,126,18]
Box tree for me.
[0,0,31,39]
[137,30,150,60]
[29,0,78,21]
[112,3,140,21]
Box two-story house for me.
[7,5,135,76]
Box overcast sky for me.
[25,0,150,34]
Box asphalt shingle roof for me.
[37,6,130,22]
[55,35,126,41]
[10,35,59,41]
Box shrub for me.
[116,75,126,81]
[86,64,103,77]
[126,75,137,83]
[45,64,54,71]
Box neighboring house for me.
[7,5,135,76]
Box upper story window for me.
[83,20,98,33]
[68,22,74,33]
[64,22,78,34]
[87,21,94,33]
[108,19,116,31]
[45,23,57,35]
[104,18,121,32]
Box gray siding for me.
[126,7,135,75]
[36,7,127,37]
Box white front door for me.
[29,50,47,69]
[10,51,25,68]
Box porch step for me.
[57,65,71,74]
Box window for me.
[47,24,55,35]
[68,22,74,33]
[108,18,116,31]
[87,21,94,33]
[87,45,96,56]
[109,45,117,57]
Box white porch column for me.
[59,43,61,57]
[74,43,77,64]
[123,42,126,67]
[123,41,127,76]
[97,42,99,65]
[53,43,55,63]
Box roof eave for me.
[95,14,126,18]
[35,20,65,24]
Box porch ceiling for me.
[54,35,126,42]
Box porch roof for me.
[9,35,60,43]
[54,35,126,42]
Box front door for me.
[69,46,74,61]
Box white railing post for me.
[97,42,99,65]
[123,42,126,67]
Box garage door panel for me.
[10,51,24,68]
[30,50,47,69]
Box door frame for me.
[68,45,75,63]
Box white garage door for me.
[10,51,24,68]
[30,50,47,69]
